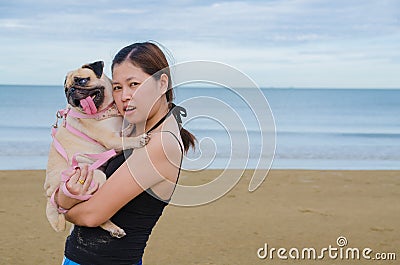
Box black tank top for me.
[64,131,183,265]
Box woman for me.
[55,42,195,265]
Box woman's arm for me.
[65,132,181,227]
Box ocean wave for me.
[277,131,400,138]
[0,142,51,156]
[0,125,52,130]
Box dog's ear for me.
[82,61,104,79]
[64,76,68,94]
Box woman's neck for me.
[136,103,169,135]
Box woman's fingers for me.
[65,168,77,180]
[82,168,93,191]
[69,168,80,183]
[79,165,88,183]
[66,169,80,190]
[87,182,99,195]
[84,169,100,195]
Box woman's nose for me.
[121,87,133,101]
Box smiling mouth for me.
[124,106,136,112]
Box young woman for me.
[56,42,195,265]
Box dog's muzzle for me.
[66,86,105,109]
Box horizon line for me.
[1,83,400,90]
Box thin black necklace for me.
[146,103,187,134]
[146,108,172,134]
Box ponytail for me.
[180,127,196,154]
[168,102,196,153]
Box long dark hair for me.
[112,42,196,153]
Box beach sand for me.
[0,169,398,264]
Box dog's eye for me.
[74,77,90,86]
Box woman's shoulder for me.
[122,129,182,190]
[148,130,183,159]
[127,128,182,170]
[152,114,184,154]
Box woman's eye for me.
[113,86,122,91]
[130,82,140,87]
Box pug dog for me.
[44,61,148,238]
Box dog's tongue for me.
[80,97,97,115]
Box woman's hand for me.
[66,165,99,197]
[57,165,100,210]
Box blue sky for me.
[0,0,399,88]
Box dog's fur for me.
[44,61,148,238]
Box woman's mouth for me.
[124,105,136,113]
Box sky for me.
[0,0,399,88]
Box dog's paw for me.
[109,227,126,238]
[139,133,150,147]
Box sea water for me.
[0,84,399,170]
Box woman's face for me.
[112,61,166,125]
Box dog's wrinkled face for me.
[64,61,113,112]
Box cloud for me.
[0,0,399,87]
[1,0,398,44]
[0,19,33,29]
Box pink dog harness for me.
[50,97,121,212]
